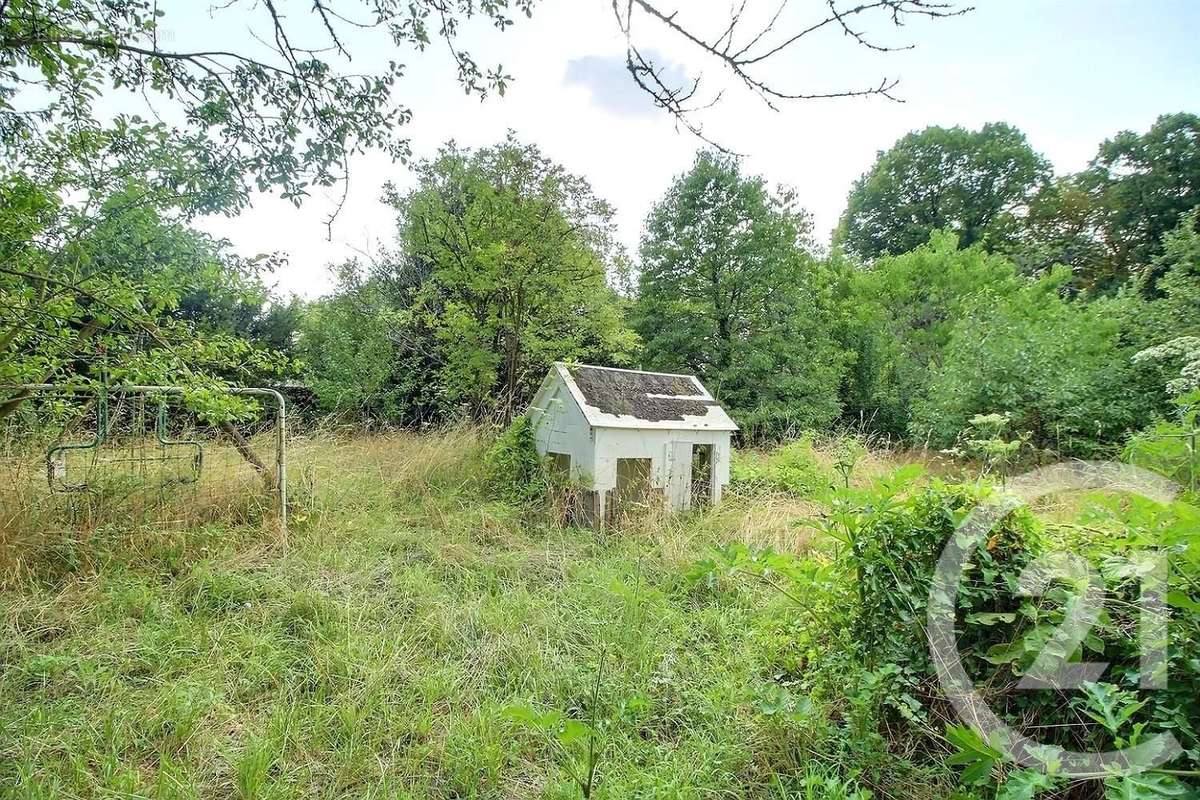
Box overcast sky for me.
[185,0,1200,299]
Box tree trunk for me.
[219,421,275,489]
[502,290,524,424]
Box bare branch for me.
[612,0,970,150]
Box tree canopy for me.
[836,231,1022,436]
[838,122,1050,259]
[1084,112,1200,288]
[301,136,638,424]
[0,0,969,426]
[634,152,845,437]
[0,0,535,211]
[0,172,290,420]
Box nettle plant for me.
[503,652,612,799]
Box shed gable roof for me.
[541,363,738,431]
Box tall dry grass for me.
[0,431,283,588]
[2,420,937,590]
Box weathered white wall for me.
[529,379,595,481]
[594,427,731,512]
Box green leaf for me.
[997,769,1057,800]
[945,724,1004,785]
[1103,773,1192,800]
[1078,683,1145,737]
[1166,590,1200,613]
[983,640,1028,665]
[555,719,592,747]
[502,704,561,731]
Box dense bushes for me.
[698,469,1200,797]
[848,482,1039,677]
[912,271,1154,457]
[298,264,428,423]
[829,117,1200,456]
[482,415,549,503]
[839,218,1200,459]
[1124,391,1200,497]
[836,232,1024,437]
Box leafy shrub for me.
[836,478,1198,790]
[699,469,1200,797]
[912,272,1152,458]
[483,415,549,503]
[840,479,1039,702]
[729,435,831,497]
[1125,421,1199,494]
[838,233,1024,438]
[1125,391,1200,497]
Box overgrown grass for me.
[0,429,927,799]
[0,430,283,588]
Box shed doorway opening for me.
[611,457,653,520]
[548,451,589,527]
[549,452,571,478]
[691,444,714,508]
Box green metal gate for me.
[0,385,287,572]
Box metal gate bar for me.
[2,384,287,532]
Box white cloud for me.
[563,51,687,118]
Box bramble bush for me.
[694,469,1200,798]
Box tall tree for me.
[1083,112,1200,289]
[1011,114,1200,294]
[634,152,845,437]
[383,135,638,423]
[837,123,1050,260]
[1011,174,1107,287]
[1120,209,1200,357]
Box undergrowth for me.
[0,429,882,799]
[730,435,832,497]
[1,429,1195,799]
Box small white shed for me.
[528,363,737,523]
